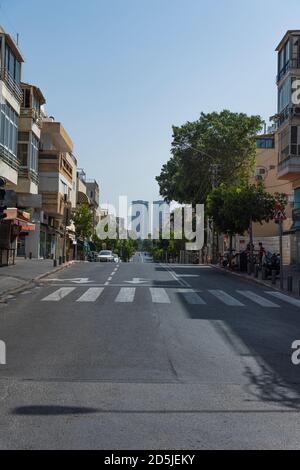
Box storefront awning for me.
[13,219,36,232]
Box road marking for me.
[115,288,136,303]
[266,292,300,308]
[42,288,75,302]
[237,291,280,308]
[47,278,93,284]
[177,289,206,305]
[177,275,200,278]
[150,288,171,304]
[125,278,149,285]
[76,288,104,303]
[208,290,245,306]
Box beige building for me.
[38,117,77,260]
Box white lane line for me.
[177,289,206,305]
[115,288,136,303]
[76,288,104,303]
[150,288,171,304]
[266,291,300,308]
[237,291,280,308]
[208,290,245,307]
[108,277,113,281]
[42,288,75,302]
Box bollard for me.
[254,265,259,279]
[247,263,252,275]
[262,268,267,281]
[271,270,277,285]
[62,257,66,264]
[287,276,293,293]
[53,259,57,268]
[29,252,32,260]
[59,256,62,266]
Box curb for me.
[211,264,297,297]
[0,261,75,303]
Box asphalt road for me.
[1,257,300,449]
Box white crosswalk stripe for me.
[237,290,280,308]
[40,287,288,309]
[42,288,75,302]
[266,291,300,308]
[76,288,104,303]
[115,288,136,303]
[150,288,171,304]
[177,289,206,305]
[208,290,245,306]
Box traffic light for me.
[0,178,7,222]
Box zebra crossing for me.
[40,287,300,309]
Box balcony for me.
[278,155,300,179]
[20,108,43,128]
[0,68,23,103]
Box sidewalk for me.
[0,258,74,299]
[213,263,300,297]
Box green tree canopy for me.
[206,183,288,243]
[156,110,263,204]
[72,204,93,240]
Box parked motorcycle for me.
[262,251,280,277]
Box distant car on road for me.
[113,254,120,263]
[97,250,114,263]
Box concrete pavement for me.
[0,258,75,300]
[0,261,300,449]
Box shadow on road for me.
[12,406,99,416]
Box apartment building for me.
[0,26,29,263]
[16,82,46,257]
[38,117,77,260]
[86,179,100,233]
[273,31,300,263]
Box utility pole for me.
[208,164,219,264]
[274,201,286,290]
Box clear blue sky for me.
[2,0,300,207]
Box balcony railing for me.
[277,59,300,83]
[0,145,19,171]
[18,167,39,185]
[20,108,43,128]
[0,68,23,103]
[278,155,300,176]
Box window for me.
[256,138,275,149]
[22,89,31,109]
[278,78,291,112]
[17,131,39,172]
[0,100,18,159]
[4,44,21,84]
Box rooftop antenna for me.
[16,33,19,46]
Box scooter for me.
[263,251,280,277]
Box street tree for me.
[206,183,288,255]
[156,110,263,204]
[72,204,94,240]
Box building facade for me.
[38,117,77,260]
[15,82,45,257]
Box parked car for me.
[97,250,114,263]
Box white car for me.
[97,250,114,263]
[113,254,120,263]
